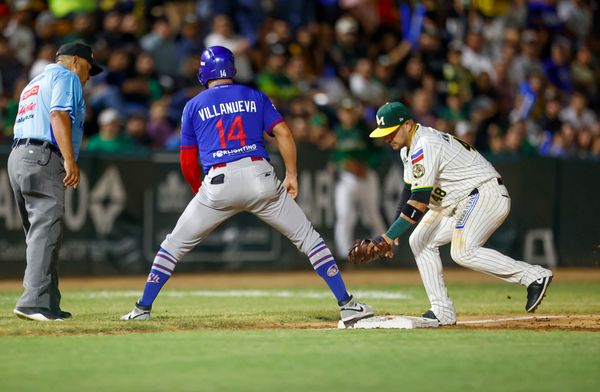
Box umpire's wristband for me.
[385,217,413,240]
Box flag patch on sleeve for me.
[411,148,424,164]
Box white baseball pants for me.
[409,178,553,324]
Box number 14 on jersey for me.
[216,115,247,148]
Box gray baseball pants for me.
[161,157,321,260]
[8,143,65,312]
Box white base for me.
[338,315,440,329]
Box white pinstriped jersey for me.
[401,124,500,211]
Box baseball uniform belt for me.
[468,178,503,196]
[13,138,62,158]
[212,157,265,169]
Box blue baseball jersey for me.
[13,64,86,159]
[180,83,283,172]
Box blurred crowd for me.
[0,0,599,160]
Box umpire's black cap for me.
[56,42,103,76]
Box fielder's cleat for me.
[421,310,456,325]
[339,296,374,325]
[421,310,440,321]
[13,307,64,321]
[526,276,553,312]
[121,302,151,320]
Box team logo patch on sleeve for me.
[412,164,425,178]
[411,148,424,164]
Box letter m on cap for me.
[376,115,385,126]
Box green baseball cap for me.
[370,102,412,138]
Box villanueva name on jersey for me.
[198,100,257,121]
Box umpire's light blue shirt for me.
[13,63,86,159]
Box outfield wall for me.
[0,145,598,276]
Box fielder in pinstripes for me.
[364,102,553,325]
[121,46,374,324]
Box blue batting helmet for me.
[197,46,237,86]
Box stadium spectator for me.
[146,99,175,148]
[539,98,564,135]
[204,14,254,84]
[3,1,35,65]
[411,89,437,127]
[559,91,598,132]
[548,121,578,157]
[140,16,178,77]
[510,29,544,86]
[396,55,426,103]
[438,92,469,127]
[543,38,573,93]
[176,14,204,60]
[120,51,163,112]
[61,12,97,45]
[86,108,133,152]
[33,10,58,48]
[461,29,495,79]
[328,16,366,82]
[255,45,298,103]
[571,45,597,99]
[557,0,592,45]
[124,112,152,149]
[349,57,386,108]
[442,40,473,102]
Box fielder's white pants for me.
[409,178,552,325]
[334,169,387,257]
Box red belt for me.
[212,157,264,169]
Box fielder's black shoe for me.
[13,307,64,321]
[421,310,440,322]
[526,276,553,312]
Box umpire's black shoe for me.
[13,307,64,321]
[526,276,553,312]
[421,310,440,321]
[58,310,72,319]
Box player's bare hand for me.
[282,174,298,199]
[63,159,80,188]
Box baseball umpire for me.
[9,42,102,321]
[348,102,553,325]
[121,46,374,324]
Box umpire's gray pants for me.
[7,144,65,312]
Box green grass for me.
[0,280,599,391]
[0,330,598,392]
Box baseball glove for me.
[348,235,393,264]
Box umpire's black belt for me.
[13,138,62,158]
[468,178,503,196]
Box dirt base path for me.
[452,314,600,331]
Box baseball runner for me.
[8,42,102,321]
[349,102,553,325]
[121,46,374,324]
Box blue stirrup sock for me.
[308,241,350,304]
[138,248,178,307]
